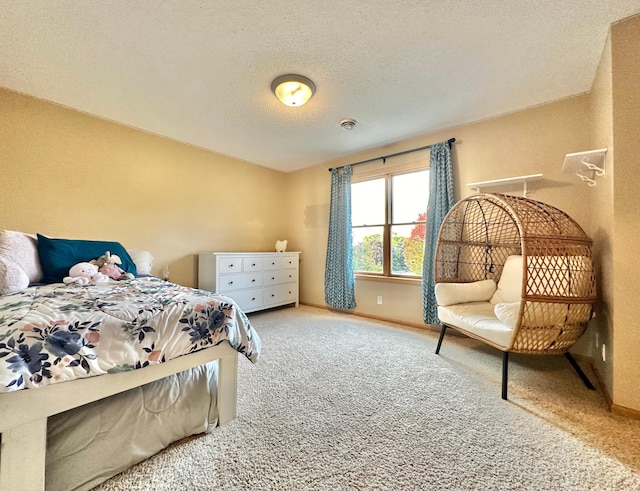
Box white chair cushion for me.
[490,255,523,305]
[435,279,497,306]
[494,302,521,329]
[438,302,516,349]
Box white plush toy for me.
[275,239,288,252]
[63,262,110,286]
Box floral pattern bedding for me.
[0,277,261,392]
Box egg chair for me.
[433,193,596,399]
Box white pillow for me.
[435,279,497,306]
[490,255,523,305]
[127,249,154,275]
[494,302,522,329]
[0,257,30,295]
[0,230,43,283]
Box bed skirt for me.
[45,361,219,491]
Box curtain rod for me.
[327,137,455,172]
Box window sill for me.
[355,274,422,285]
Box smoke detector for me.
[340,119,357,130]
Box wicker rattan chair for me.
[433,193,596,399]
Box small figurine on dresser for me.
[275,240,288,252]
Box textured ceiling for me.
[1,1,639,172]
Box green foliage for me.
[353,234,383,272]
[402,238,424,275]
[403,212,426,275]
[353,214,426,275]
[392,236,409,274]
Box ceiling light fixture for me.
[271,74,316,107]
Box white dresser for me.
[198,252,300,313]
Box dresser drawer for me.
[263,269,298,286]
[263,255,298,271]
[264,282,297,305]
[218,272,262,292]
[227,289,263,312]
[243,257,263,272]
[218,256,242,273]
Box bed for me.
[0,231,261,490]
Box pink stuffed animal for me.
[99,262,122,280]
[92,251,135,281]
[63,262,110,286]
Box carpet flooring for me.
[96,305,640,490]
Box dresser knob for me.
[228,264,234,268]
[229,281,233,285]
[251,297,256,301]
[252,263,256,266]
[252,279,256,282]
[271,294,275,297]
[271,277,275,280]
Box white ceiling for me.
[1,2,639,173]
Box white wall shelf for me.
[562,148,607,187]
[467,173,543,197]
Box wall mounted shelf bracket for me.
[562,148,607,187]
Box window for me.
[352,169,429,278]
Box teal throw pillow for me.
[37,234,138,283]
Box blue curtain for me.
[422,142,454,325]
[325,165,356,309]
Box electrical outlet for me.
[602,343,606,362]
[376,295,382,305]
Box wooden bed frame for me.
[0,343,239,491]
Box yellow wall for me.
[0,88,288,288]
[589,32,615,394]
[610,14,640,411]
[585,13,640,413]
[286,95,592,328]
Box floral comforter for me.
[0,277,261,393]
